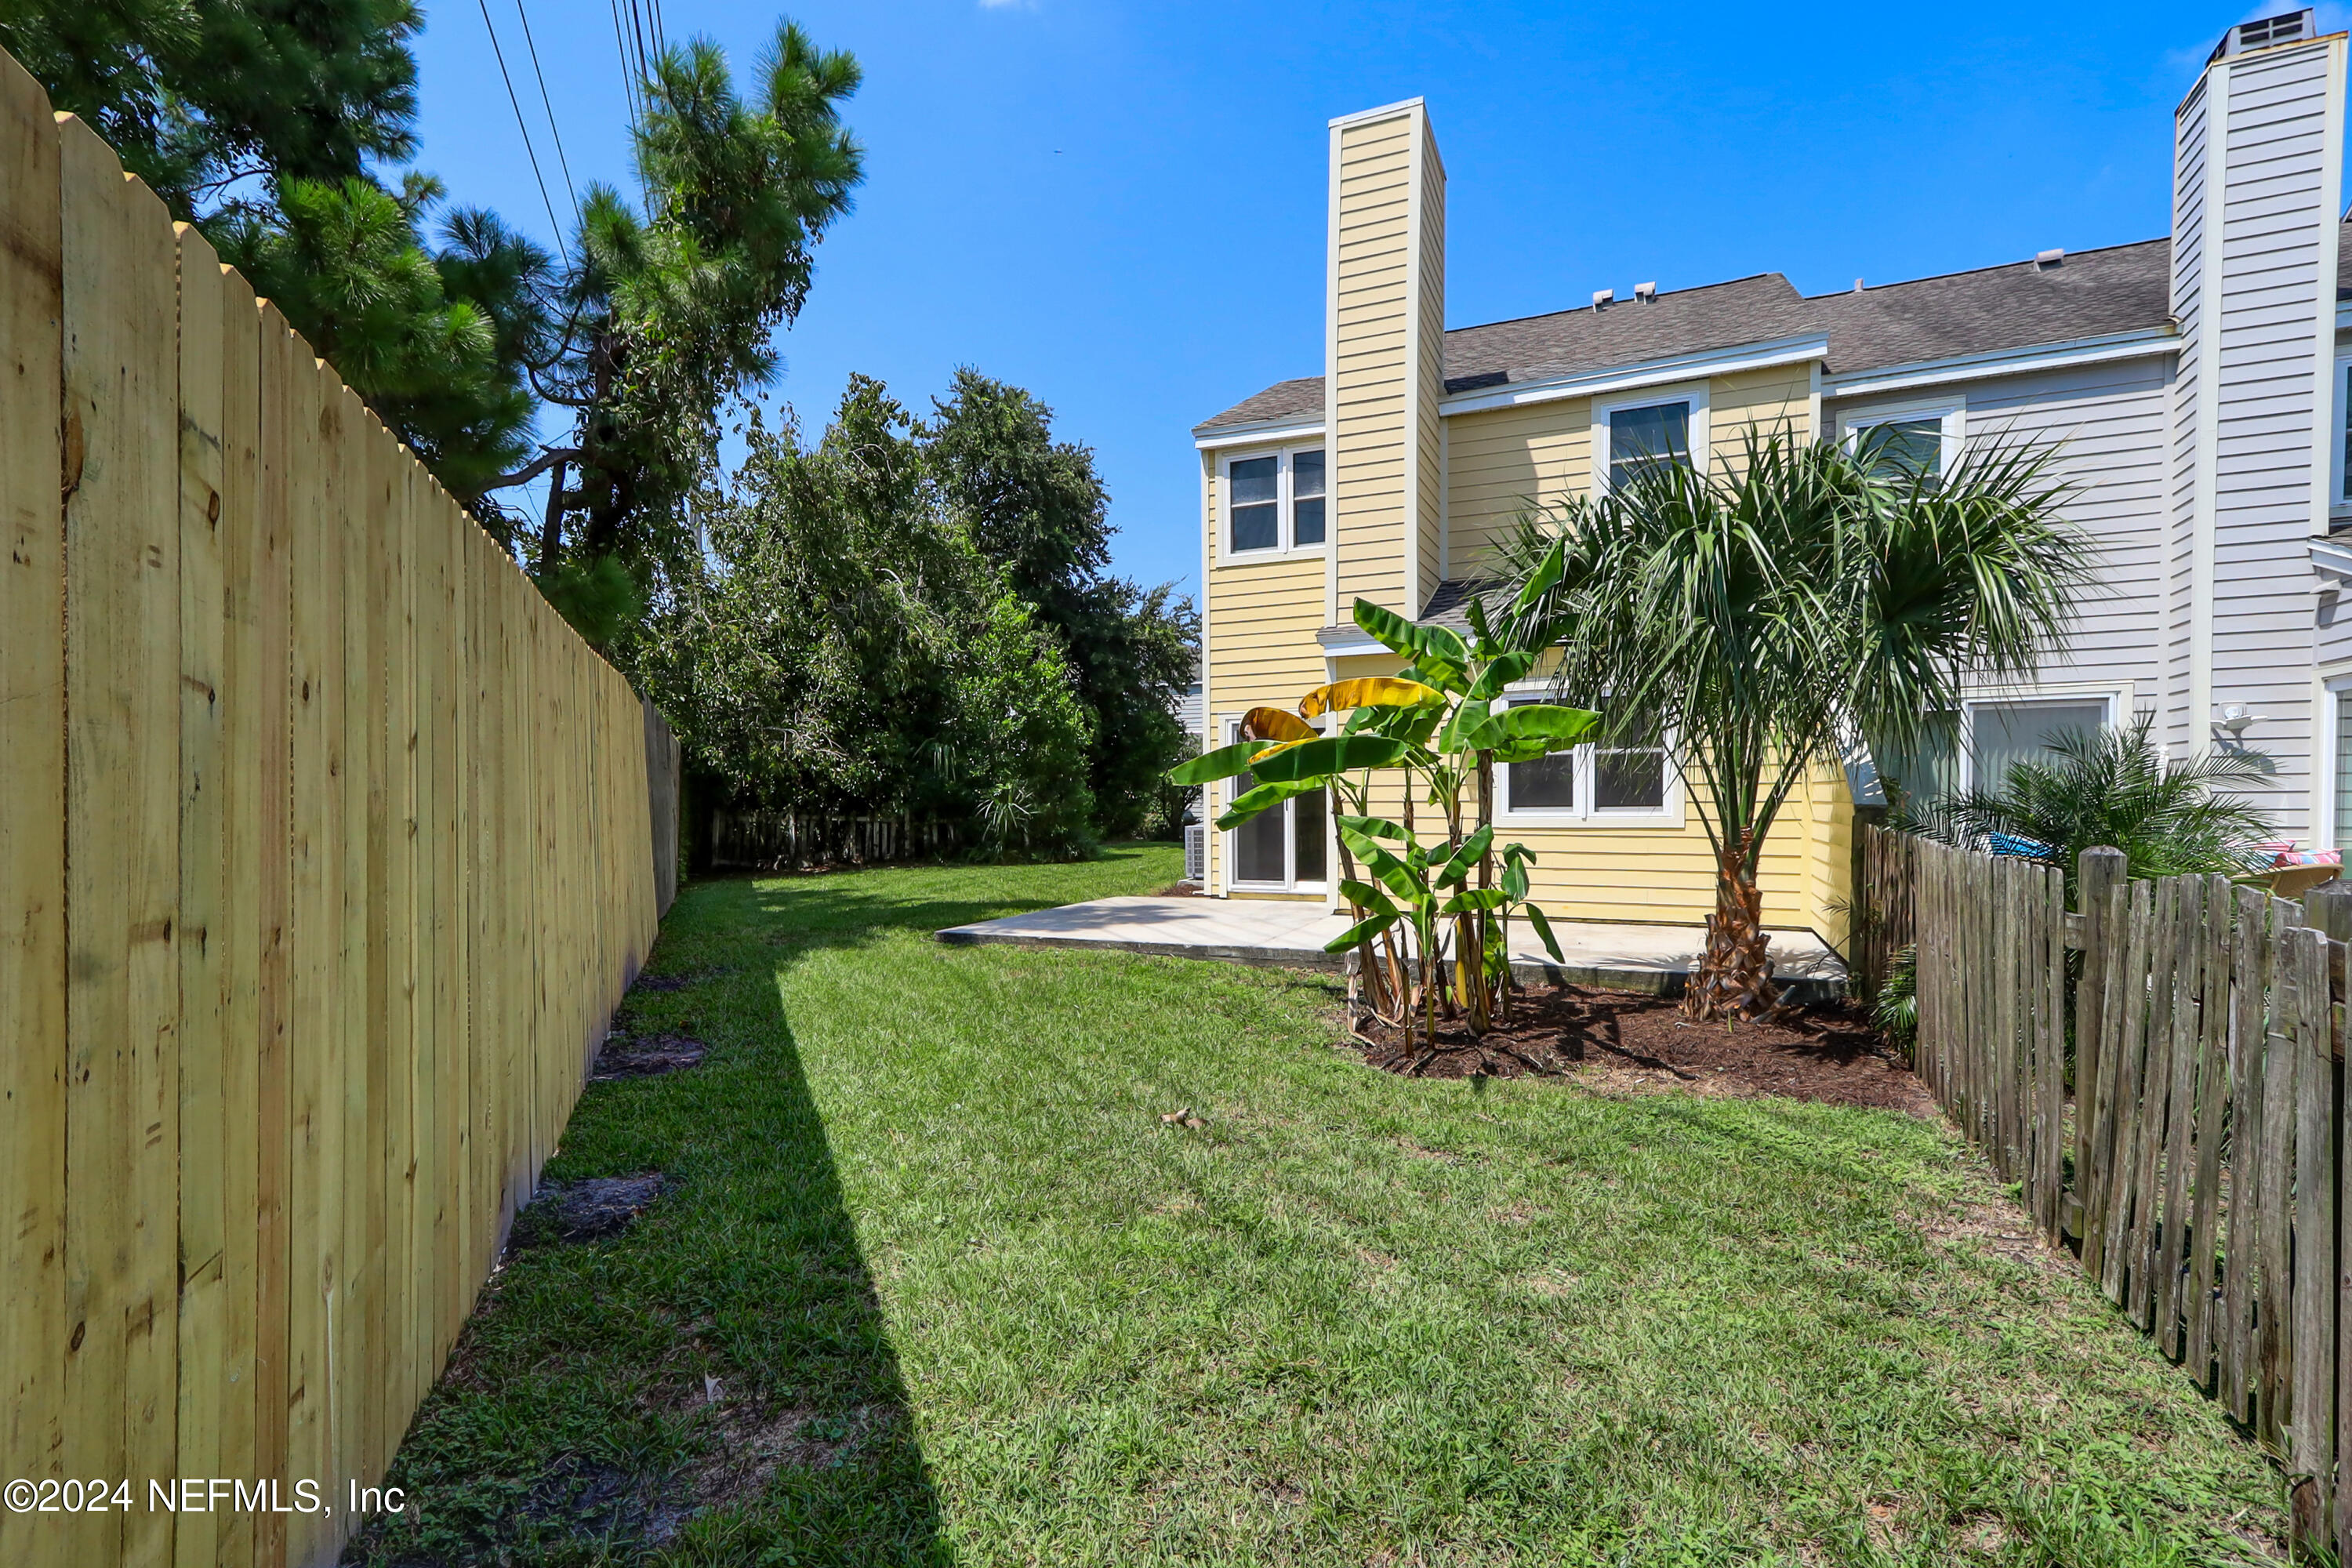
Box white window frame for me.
[1490,688,1682,828]
[1218,715,1330,893]
[1841,397,1966,481]
[1955,687,2122,793]
[1218,445,1328,560]
[2320,669,2352,850]
[2329,352,2352,516]
[1592,382,1710,496]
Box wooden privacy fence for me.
[1864,825,2352,1553]
[710,807,961,872]
[0,56,676,1568]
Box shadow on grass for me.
[352,884,949,1566]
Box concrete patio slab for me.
[935,895,1846,999]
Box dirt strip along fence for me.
[1858,824,2352,1554]
[1,54,679,1568]
[710,807,963,872]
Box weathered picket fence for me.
[1862,826,2352,1550]
[710,808,960,871]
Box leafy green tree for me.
[632,375,1094,856]
[0,0,421,214]
[495,21,864,610]
[1897,713,2274,892]
[1501,427,2090,1021]
[925,368,1199,834]
[215,175,540,501]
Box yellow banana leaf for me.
[1240,706,1316,742]
[1296,677,1448,718]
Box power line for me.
[511,0,579,232]
[476,0,571,265]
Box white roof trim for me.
[1319,638,1392,659]
[2311,535,2352,583]
[1192,420,1325,452]
[1328,97,1425,129]
[1823,327,2177,399]
[1436,336,1828,416]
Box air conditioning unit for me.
[1184,824,1206,884]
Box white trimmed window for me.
[1221,447,1326,557]
[1221,717,1328,891]
[1958,692,2115,792]
[1494,697,1675,825]
[2329,677,2352,850]
[1843,401,1964,487]
[1593,384,1709,495]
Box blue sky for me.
[408,0,2326,601]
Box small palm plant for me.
[1500,426,2092,1021]
[1897,713,2274,893]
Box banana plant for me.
[1167,540,1599,1045]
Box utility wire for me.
[511,0,579,231]
[476,0,571,265]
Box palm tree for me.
[1499,426,2091,1021]
[1897,713,2274,894]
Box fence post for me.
[2071,846,2127,1247]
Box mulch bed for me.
[1350,984,1932,1114]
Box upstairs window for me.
[1222,448,1327,556]
[1845,405,1962,489]
[1606,401,1691,490]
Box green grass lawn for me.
[360,844,2288,1566]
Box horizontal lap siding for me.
[1709,367,1810,470]
[1444,399,1591,579]
[2169,79,2209,758]
[1334,115,1412,614]
[2208,42,2329,835]
[1885,358,2173,706]
[1416,140,1444,597]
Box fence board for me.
[2292,924,2336,1542]
[0,51,65,1568]
[2187,875,2234,1385]
[2260,899,2300,1453]
[172,219,228,1568]
[2154,874,2206,1354]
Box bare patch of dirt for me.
[510,1173,666,1248]
[1350,985,1934,1114]
[1153,881,1203,898]
[590,1033,707,1081]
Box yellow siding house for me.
[1195,98,1855,946]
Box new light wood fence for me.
[1,55,674,1568]
[1862,825,2352,1553]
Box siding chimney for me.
[1327,98,1444,625]
[2167,15,2345,819]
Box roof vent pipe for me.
[1633,281,1657,301]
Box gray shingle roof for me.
[1194,230,2239,436]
